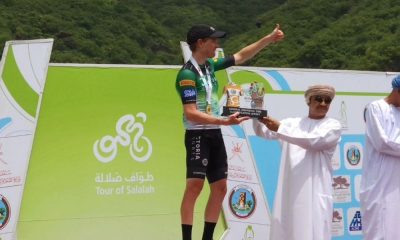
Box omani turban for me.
[304,85,336,102]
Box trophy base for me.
[222,106,267,118]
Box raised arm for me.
[233,24,284,65]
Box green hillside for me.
[0,0,399,71]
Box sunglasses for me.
[313,95,332,104]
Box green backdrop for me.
[18,65,232,240]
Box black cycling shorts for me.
[184,129,228,183]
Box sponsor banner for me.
[224,136,258,184]
[332,175,352,203]
[0,39,52,125]
[347,208,362,236]
[332,208,344,237]
[0,74,34,138]
[17,66,226,240]
[344,142,363,170]
[332,135,364,240]
[0,136,33,188]
[223,182,270,225]
[0,39,53,238]
[221,131,271,238]
[225,68,392,240]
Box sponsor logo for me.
[349,210,362,232]
[190,136,201,161]
[346,145,361,166]
[229,142,244,161]
[332,208,344,237]
[93,113,152,163]
[202,158,208,166]
[0,194,11,230]
[228,165,253,182]
[229,185,256,219]
[179,80,195,87]
[242,225,255,240]
[332,176,350,189]
[332,175,352,203]
[183,89,196,98]
[333,210,343,222]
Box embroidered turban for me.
[304,85,336,102]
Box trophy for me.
[222,81,267,118]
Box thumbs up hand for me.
[271,23,284,42]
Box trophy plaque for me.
[221,81,267,118]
